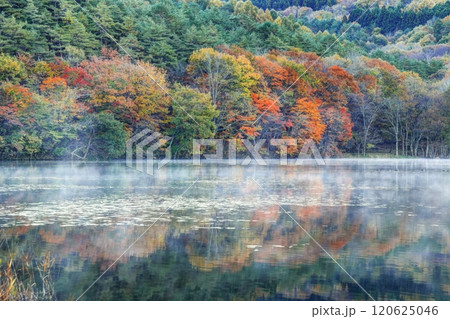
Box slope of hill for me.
[0,0,449,160]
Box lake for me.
[0,160,449,300]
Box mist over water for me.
[0,160,449,300]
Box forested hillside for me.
[251,0,336,11]
[349,1,450,33]
[0,0,449,160]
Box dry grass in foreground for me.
[0,253,56,301]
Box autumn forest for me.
[1,0,449,160]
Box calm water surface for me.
[0,160,449,300]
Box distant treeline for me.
[370,51,444,79]
[349,1,450,33]
[250,0,336,11]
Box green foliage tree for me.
[166,84,218,157]
[74,112,127,160]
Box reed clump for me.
[0,253,56,301]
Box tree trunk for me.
[395,132,399,157]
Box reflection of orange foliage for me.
[32,225,168,270]
[327,223,360,251]
[186,227,259,272]
[360,215,413,256]
[2,170,427,281]
[251,206,279,224]
[38,229,66,244]
[296,206,321,219]
[1,171,366,276]
[73,226,168,270]
[1,226,31,237]
[187,249,253,272]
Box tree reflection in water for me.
[0,161,449,300]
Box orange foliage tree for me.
[81,48,170,129]
[290,97,325,143]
